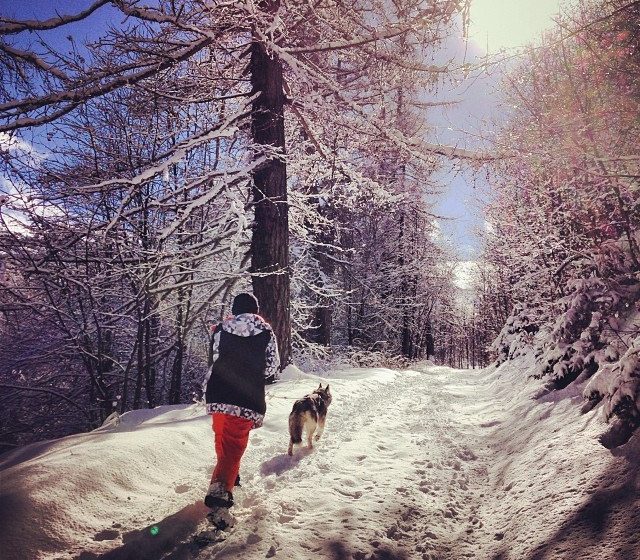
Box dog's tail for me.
[288,412,303,445]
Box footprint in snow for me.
[336,488,363,499]
[480,420,502,428]
[93,529,120,541]
[456,447,478,461]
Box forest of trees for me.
[2,0,636,452]
[476,0,640,447]
[0,0,480,450]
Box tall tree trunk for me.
[168,292,185,404]
[346,268,354,346]
[169,339,184,405]
[399,211,412,357]
[313,300,332,346]
[134,315,143,409]
[249,0,291,368]
[425,318,434,359]
[143,301,155,408]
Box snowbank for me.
[474,355,640,559]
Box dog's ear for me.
[318,383,323,389]
[325,384,330,393]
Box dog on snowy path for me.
[287,384,332,456]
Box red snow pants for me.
[211,413,253,491]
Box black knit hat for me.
[231,292,259,315]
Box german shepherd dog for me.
[288,383,332,456]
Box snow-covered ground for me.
[1,359,639,560]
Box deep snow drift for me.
[1,360,639,560]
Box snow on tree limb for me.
[0,0,111,34]
[278,44,488,161]
[0,35,215,131]
[0,42,71,81]
[77,98,255,193]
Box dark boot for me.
[204,481,234,509]
[206,507,236,530]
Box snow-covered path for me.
[237,365,487,560]
[2,361,639,560]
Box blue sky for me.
[0,0,118,24]
[1,0,562,265]
[0,1,119,43]
[428,38,500,263]
[429,0,564,264]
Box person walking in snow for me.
[202,292,280,529]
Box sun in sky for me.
[469,0,564,52]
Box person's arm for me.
[202,325,222,393]
[264,331,280,384]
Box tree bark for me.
[249,0,292,368]
[168,338,184,405]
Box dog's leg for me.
[288,412,303,456]
[306,418,317,448]
[315,416,326,441]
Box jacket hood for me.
[220,313,272,337]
